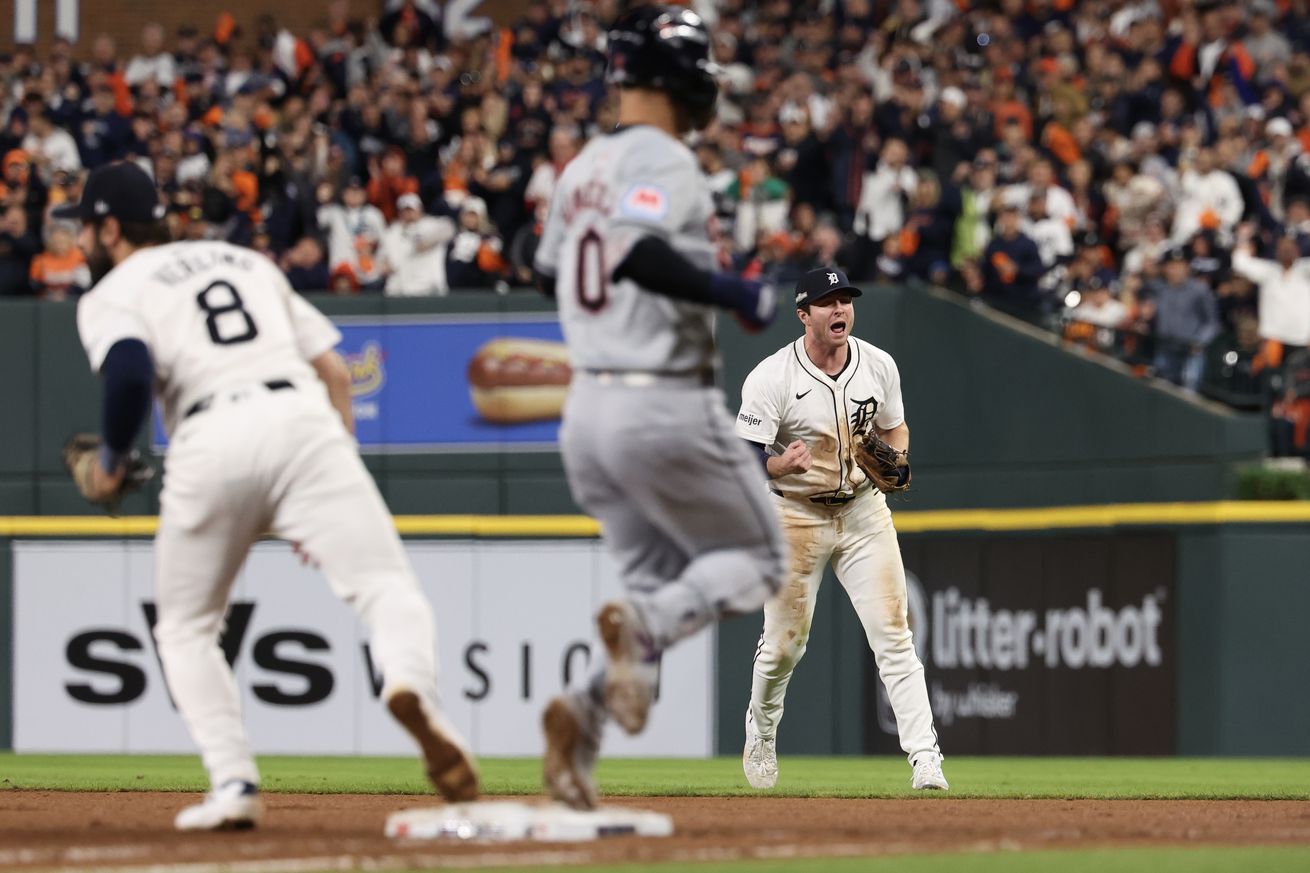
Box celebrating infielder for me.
[59,162,478,830]
[735,266,947,791]
[532,5,786,809]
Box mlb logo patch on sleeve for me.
[619,184,670,222]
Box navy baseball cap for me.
[794,266,862,307]
[51,161,165,224]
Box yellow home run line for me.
[2,502,1309,537]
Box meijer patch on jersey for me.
[619,183,670,221]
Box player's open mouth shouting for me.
[813,294,854,342]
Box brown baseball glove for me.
[853,431,911,493]
[62,433,155,514]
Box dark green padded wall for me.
[0,285,1264,515]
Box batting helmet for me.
[606,5,719,131]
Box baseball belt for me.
[183,379,296,420]
[770,485,871,506]
[581,367,716,388]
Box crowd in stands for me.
[2,0,1310,450]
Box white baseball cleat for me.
[387,689,480,802]
[911,753,949,791]
[174,779,264,831]
[542,694,601,810]
[743,732,778,789]
[596,601,658,735]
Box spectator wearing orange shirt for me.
[1167,3,1257,108]
[367,146,420,222]
[29,221,90,300]
[990,73,1033,143]
[0,149,49,239]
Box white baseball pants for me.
[747,488,940,764]
[152,382,443,788]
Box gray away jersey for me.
[535,125,718,372]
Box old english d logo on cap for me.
[794,266,862,306]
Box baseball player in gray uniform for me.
[735,267,947,791]
[60,162,478,830]
[532,5,786,809]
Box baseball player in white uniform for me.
[531,6,786,810]
[59,162,478,830]
[735,266,947,791]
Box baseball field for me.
[2,754,1308,872]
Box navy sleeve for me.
[100,339,154,470]
[613,235,716,304]
[744,439,770,473]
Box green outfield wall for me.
[0,285,1265,516]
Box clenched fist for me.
[767,440,813,479]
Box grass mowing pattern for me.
[2,754,1309,799]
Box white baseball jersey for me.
[77,240,341,436]
[75,241,466,797]
[380,215,456,296]
[534,125,718,371]
[735,336,905,500]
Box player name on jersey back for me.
[77,240,342,436]
[148,245,260,286]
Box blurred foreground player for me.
[60,162,478,830]
[532,5,786,808]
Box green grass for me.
[2,754,1309,799]
[2,756,1306,873]
[466,848,1310,873]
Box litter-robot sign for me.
[865,533,1176,755]
[11,541,713,758]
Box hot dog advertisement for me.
[331,316,570,452]
[466,337,572,424]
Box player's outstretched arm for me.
[311,350,356,436]
[612,236,778,331]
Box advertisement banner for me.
[865,533,1176,755]
[12,540,712,758]
[155,315,571,453]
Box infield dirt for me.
[2,793,1308,870]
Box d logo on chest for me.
[850,396,879,436]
